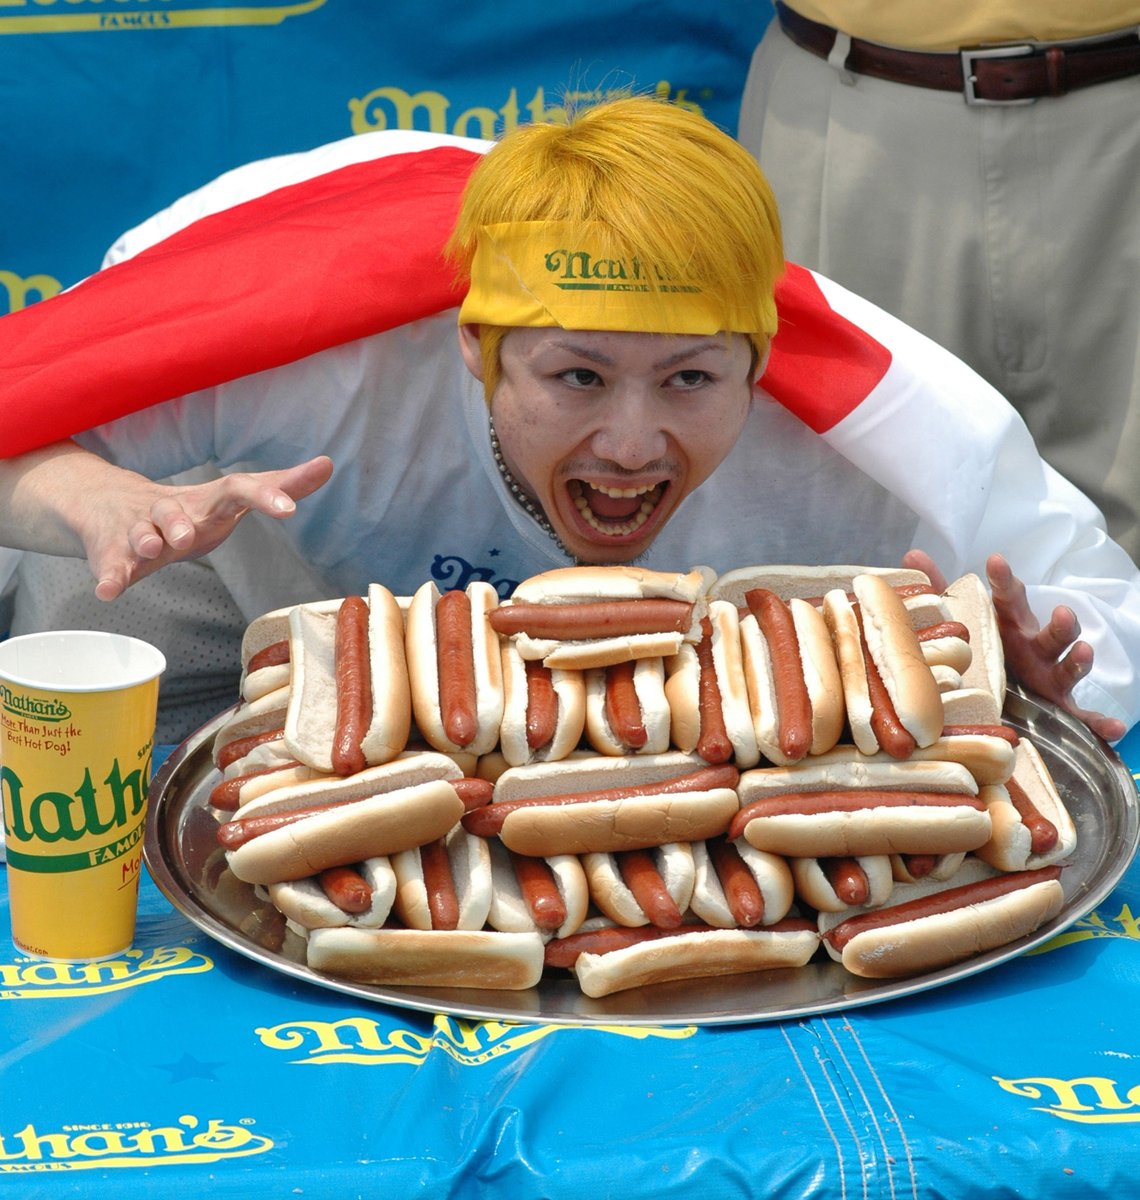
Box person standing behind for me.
[738,2,1140,559]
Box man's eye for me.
[669,369,710,388]
[559,368,602,387]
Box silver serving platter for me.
[144,688,1139,1026]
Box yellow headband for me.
[458,221,769,335]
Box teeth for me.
[570,481,663,536]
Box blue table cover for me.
[3,728,1139,1199]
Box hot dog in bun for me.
[822,573,945,758]
[688,836,795,929]
[731,758,990,858]
[486,841,590,941]
[463,751,740,857]
[664,603,761,767]
[284,585,412,776]
[406,581,505,757]
[585,656,672,756]
[487,565,712,668]
[216,752,468,885]
[817,856,1065,978]
[497,641,586,766]
[975,737,1077,872]
[543,918,819,998]
[582,842,696,929]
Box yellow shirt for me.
[782,1,1140,51]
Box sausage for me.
[525,660,559,751]
[509,851,567,932]
[246,639,291,674]
[318,865,373,914]
[941,724,1019,745]
[208,760,305,811]
[824,865,1063,951]
[729,790,985,841]
[745,588,812,762]
[916,621,971,643]
[488,598,694,640]
[450,777,496,812]
[706,836,764,927]
[419,838,460,930]
[216,726,286,771]
[604,660,648,749]
[694,617,733,764]
[435,589,479,748]
[897,853,939,879]
[331,595,372,777]
[463,764,741,838]
[1005,777,1059,855]
[855,607,916,759]
[823,857,870,906]
[617,850,683,928]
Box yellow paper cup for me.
[0,631,166,961]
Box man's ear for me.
[458,323,484,380]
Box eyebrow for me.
[548,337,730,370]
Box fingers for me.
[900,548,947,592]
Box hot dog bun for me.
[305,926,546,990]
[561,921,820,998]
[664,600,761,768]
[212,688,289,770]
[489,565,712,668]
[817,857,1065,978]
[711,564,931,609]
[284,585,412,774]
[406,581,505,757]
[943,572,1007,707]
[220,752,467,885]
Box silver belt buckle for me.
[960,44,1038,105]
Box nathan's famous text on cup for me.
[0,632,165,961]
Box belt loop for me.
[1045,46,1067,95]
[827,30,856,84]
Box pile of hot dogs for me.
[203,564,1075,998]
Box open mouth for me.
[568,479,667,538]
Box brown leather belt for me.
[776,1,1140,103]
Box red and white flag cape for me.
[0,140,890,457]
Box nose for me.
[588,390,669,469]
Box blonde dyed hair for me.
[446,96,784,398]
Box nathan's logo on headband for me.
[0,684,70,723]
[543,248,700,296]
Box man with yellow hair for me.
[0,97,1137,741]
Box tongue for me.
[581,485,642,521]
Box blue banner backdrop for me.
[0,0,772,314]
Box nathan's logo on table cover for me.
[0,946,213,1000]
[0,1115,273,1172]
[0,0,327,34]
[256,1012,696,1066]
[0,685,70,723]
[994,1075,1140,1124]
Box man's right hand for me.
[86,455,335,599]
